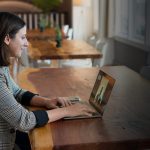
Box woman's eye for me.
[22,36,26,39]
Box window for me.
[115,0,146,45]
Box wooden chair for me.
[67,28,73,40]
[60,28,93,68]
[62,25,69,37]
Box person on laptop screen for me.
[0,12,95,150]
[95,76,109,104]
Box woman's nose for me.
[25,39,29,47]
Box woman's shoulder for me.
[0,67,4,74]
[0,67,8,73]
[0,67,9,79]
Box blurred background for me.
[0,0,149,79]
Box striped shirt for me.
[0,67,48,150]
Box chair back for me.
[67,28,73,40]
[62,25,69,36]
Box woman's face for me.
[6,26,28,58]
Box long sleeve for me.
[6,68,40,106]
[0,67,49,130]
[0,68,37,131]
[5,67,29,103]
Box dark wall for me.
[114,41,148,73]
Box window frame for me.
[115,0,146,45]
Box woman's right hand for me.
[47,102,96,123]
[64,103,96,117]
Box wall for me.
[72,0,93,40]
[0,1,40,12]
[111,0,149,73]
[92,0,99,33]
[114,40,148,73]
[93,0,148,73]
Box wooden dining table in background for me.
[18,66,150,150]
[28,39,102,60]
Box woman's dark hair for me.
[0,12,25,66]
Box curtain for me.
[94,0,115,67]
[107,0,115,38]
[98,0,108,39]
[145,0,150,52]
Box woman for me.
[0,12,94,150]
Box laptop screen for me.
[89,70,115,115]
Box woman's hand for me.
[63,103,96,117]
[47,102,96,123]
[45,97,72,109]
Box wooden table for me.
[18,66,150,150]
[28,39,102,60]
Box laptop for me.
[64,70,115,119]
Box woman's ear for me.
[4,35,11,45]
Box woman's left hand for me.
[45,97,72,109]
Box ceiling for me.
[0,0,41,12]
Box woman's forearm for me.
[30,95,47,107]
[47,108,68,123]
